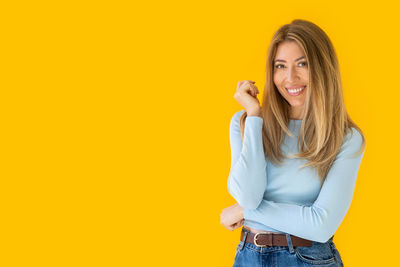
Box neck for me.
[289,106,304,120]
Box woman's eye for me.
[275,62,307,69]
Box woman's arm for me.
[244,129,365,243]
[227,110,267,210]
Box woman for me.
[220,19,366,267]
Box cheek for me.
[274,82,286,97]
[273,73,281,87]
[301,70,309,83]
[273,74,285,93]
[277,87,286,98]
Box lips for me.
[286,86,306,96]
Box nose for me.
[286,66,299,82]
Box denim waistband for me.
[238,227,334,254]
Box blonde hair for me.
[239,19,366,181]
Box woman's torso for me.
[240,113,323,233]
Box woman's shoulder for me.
[344,127,364,146]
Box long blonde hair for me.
[239,19,366,181]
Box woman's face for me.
[273,40,309,115]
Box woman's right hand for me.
[234,80,261,116]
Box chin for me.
[288,101,305,107]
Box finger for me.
[226,225,234,231]
[233,221,241,228]
[243,82,255,93]
[245,81,255,87]
[255,87,260,95]
[238,80,255,88]
[249,82,258,91]
[239,80,252,86]
[238,82,258,97]
[249,84,258,96]
[232,222,242,230]
[247,81,259,94]
[254,85,259,94]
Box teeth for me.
[287,86,305,93]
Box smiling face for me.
[273,40,309,119]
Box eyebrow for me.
[274,56,306,63]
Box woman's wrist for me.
[247,109,262,117]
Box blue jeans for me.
[233,230,344,267]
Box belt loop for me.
[285,234,295,254]
[239,228,248,251]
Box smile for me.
[286,86,306,96]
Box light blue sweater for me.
[227,110,365,243]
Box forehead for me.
[274,41,305,60]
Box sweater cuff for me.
[246,116,263,121]
[245,116,263,130]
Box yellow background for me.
[1,0,399,266]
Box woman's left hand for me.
[220,203,245,231]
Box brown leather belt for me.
[240,228,312,247]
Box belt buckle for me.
[254,232,270,247]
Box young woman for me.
[220,19,366,266]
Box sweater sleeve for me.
[227,110,267,210]
[243,129,365,243]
